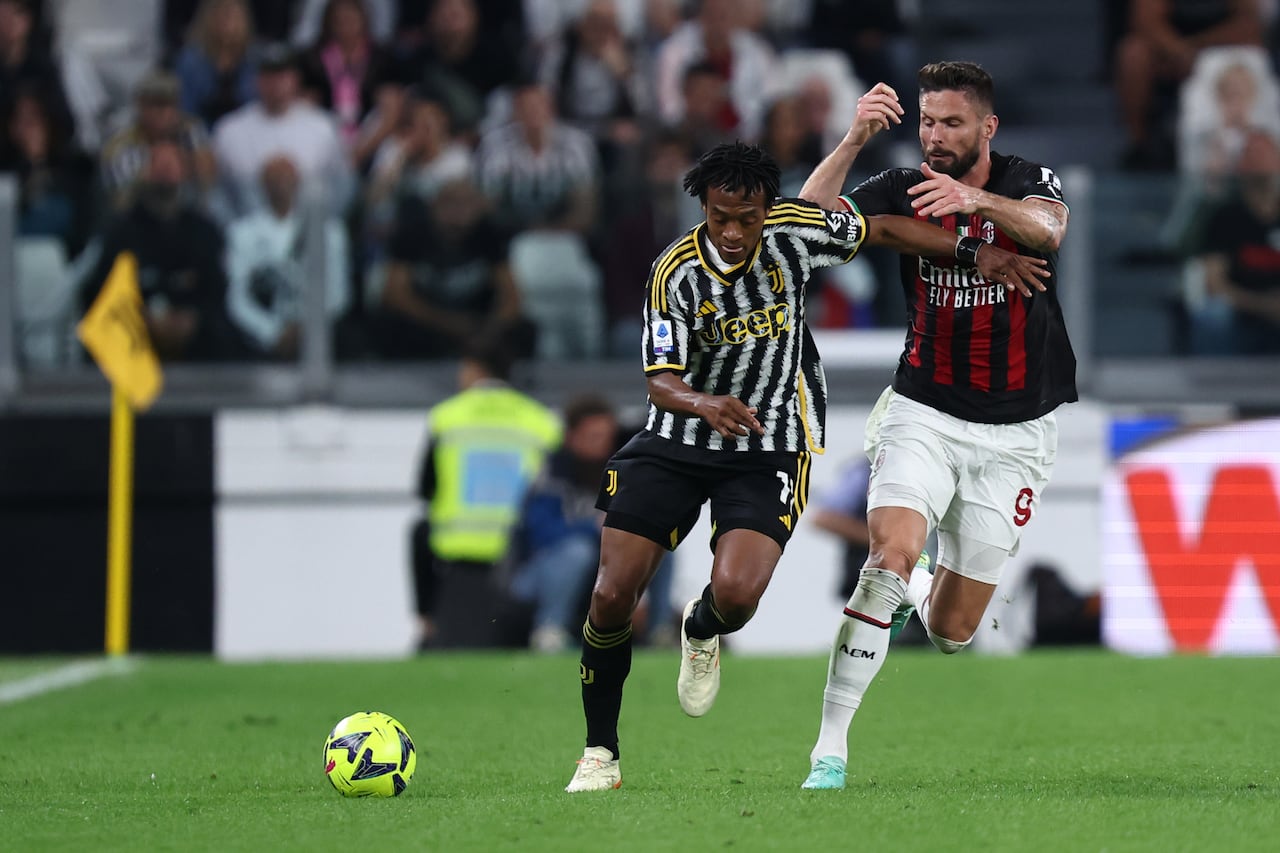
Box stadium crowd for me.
[3,0,1280,364]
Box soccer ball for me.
[323,711,417,797]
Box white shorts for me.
[863,387,1057,584]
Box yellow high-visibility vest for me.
[427,385,561,563]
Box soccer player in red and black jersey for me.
[563,133,1051,793]
[798,62,1079,790]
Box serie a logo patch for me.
[651,321,674,353]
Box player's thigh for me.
[941,414,1057,578]
[865,390,959,532]
[598,450,707,552]
[706,450,812,555]
[591,527,670,623]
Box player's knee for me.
[708,582,762,628]
[928,631,971,655]
[924,611,976,654]
[589,574,638,624]
[865,543,919,580]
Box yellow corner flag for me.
[76,251,163,410]
[76,252,164,656]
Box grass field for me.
[2,650,1277,852]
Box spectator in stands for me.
[475,79,600,235]
[1179,53,1280,179]
[654,0,776,141]
[174,0,260,129]
[225,155,350,359]
[100,71,218,210]
[669,61,734,159]
[212,42,354,218]
[599,129,699,355]
[164,0,297,52]
[370,177,530,360]
[81,138,231,361]
[1114,0,1264,170]
[364,87,472,248]
[538,0,642,168]
[1195,166,1280,354]
[298,0,402,167]
[0,84,94,256]
[759,94,815,196]
[810,456,873,602]
[291,0,397,48]
[0,0,73,141]
[396,0,520,136]
[509,393,619,653]
[410,336,561,648]
[1162,48,1280,255]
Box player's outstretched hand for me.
[907,162,985,218]
[697,396,765,440]
[974,245,1049,298]
[849,82,904,147]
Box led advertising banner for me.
[1102,419,1280,655]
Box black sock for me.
[684,583,751,640]
[580,618,633,760]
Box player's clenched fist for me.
[849,82,904,147]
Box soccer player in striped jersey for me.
[800,63,1078,790]
[566,138,1050,792]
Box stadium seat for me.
[509,231,605,359]
[14,237,75,369]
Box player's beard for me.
[924,137,981,179]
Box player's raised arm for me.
[799,82,904,210]
[864,214,1049,297]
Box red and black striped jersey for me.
[845,152,1078,424]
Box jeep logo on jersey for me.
[698,303,791,346]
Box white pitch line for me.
[0,657,138,706]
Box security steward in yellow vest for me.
[412,340,561,648]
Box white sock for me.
[907,565,933,619]
[809,568,908,764]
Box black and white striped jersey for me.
[641,197,867,453]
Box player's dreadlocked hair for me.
[682,141,781,206]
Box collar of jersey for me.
[694,223,762,285]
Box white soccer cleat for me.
[677,598,721,717]
[565,746,622,792]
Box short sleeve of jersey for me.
[769,197,868,269]
[1010,159,1069,211]
[846,168,918,216]
[641,253,691,374]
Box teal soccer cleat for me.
[801,755,847,790]
[889,552,932,641]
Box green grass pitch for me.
[2,650,1277,852]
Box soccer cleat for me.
[677,598,721,717]
[565,746,622,792]
[801,755,847,790]
[889,552,933,641]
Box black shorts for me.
[596,431,812,553]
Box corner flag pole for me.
[76,251,163,658]
[105,387,135,656]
